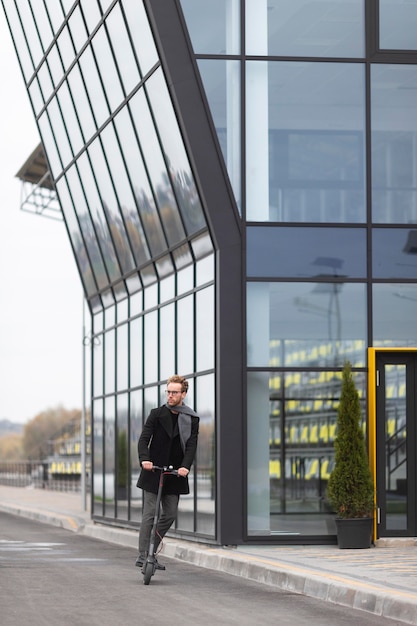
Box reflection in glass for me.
[88,138,136,275]
[384,364,407,530]
[196,374,215,536]
[122,98,169,256]
[379,0,417,50]
[78,46,109,129]
[180,0,240,54]
[371,65,417,224]
[247,227,366,278]
[146,70,206,238]
[77,152,122,282]
[144,311,158,384]
[105,329,115,394]
[247,282,367,368]
[105,4,140,96]
[373,284,417,347]
[116,393,129,519]
[122,0,158,77]
[246,0,364,57]
[91,25,124,112]
[130,317,143,389]
[55,177,99,296]
[247,370,366,536]
[104,396,115,518]
[178,296,194,375]
[246,61,365,222]
[93,399,103,515]
[67,64,97,143]
[117,323,128,391]
[198,59,241,210]
[160,304,175,382]
[196,287,214,372]
[373,229,417,279]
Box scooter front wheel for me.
[143,561,154,585]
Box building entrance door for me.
[375,352,417,537]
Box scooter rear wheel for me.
[143,561,154,585]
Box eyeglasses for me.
[165,390,182,396]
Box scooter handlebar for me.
[151,465,179,475]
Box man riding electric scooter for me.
[135,375,200,572]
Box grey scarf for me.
[166,403,198,453]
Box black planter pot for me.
[335,517,373,549]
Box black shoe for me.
[155,558,166,571]
[135,554,146,567]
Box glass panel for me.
[77,152,122,282]
[177,295,194,375]
[38,111,62,179]
[105,329,116,394]
[173,243,193,270]
[177,265,194,295]
[116,393,129,518]
[246,61,366,223]
[63,166,109,290]
[384,364,407,531]
[117,323,128,391]
[67,63,97,143]
[104,396,115,517]
[379,0,417,50]
[57,81,84,157]
[160,275,175,303]
[196,254,215,286]
[248,370,365,536]
[160,304,175,381]
[144,311,158,384]
[4,2,34,81]
[91,25,124,112]
[130,317,143,388]
[146,70,207,237]
[55,177,98,296]
[247,282,367,368]
[101,122,150,266]
[246,0,364,57]
[122,0,158,77]
[247,227,366,278]
[371,65,417,224]
[57,27,76,73]
[45,2,65,33]
[180,0,240,54]
[93,399,104,515]
[15,0,43,67]
[121,98,168,255]
[105,4,140,96]
[46,46,64,88]
[78,45,109,129]
[191,231,213,259]
[196,287,214,372]
[130,389,143,518]
[93,334,104,397]
[46,97,73,168]
[68,6,88,54]
[87,139,135,274]
[373,228,417,279]
[28,78,44,115]
[198,59,241,211]
[80,0,102,35]
[373,284,417,347]
[195,373,215,536]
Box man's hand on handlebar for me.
[177,467,189,477]
[142,461,153,471]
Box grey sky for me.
[0,11,83,424]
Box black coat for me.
[136,405,199,495]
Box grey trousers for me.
[138,490,179,555]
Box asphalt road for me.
[0,512,403,626]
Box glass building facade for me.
[3,0,417,544]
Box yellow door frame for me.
[367,347,417,540]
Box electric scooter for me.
[142,465,178,585]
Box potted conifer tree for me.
[327,361,375,549]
